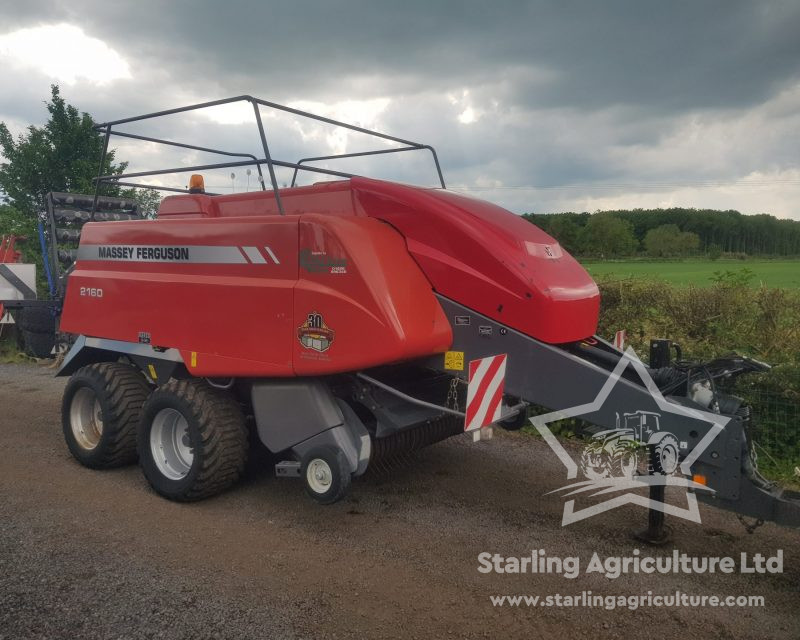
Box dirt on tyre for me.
[138,379,249,502]
[62,362,152,468]
[301,446,352,505]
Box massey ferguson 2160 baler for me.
[55,96,798,534]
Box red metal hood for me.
[351,177,599,344]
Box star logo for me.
[532,346,728,526]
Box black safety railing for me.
[92,95,446,215]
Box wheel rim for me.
[70,387,103,450]
[306,459,333,494]
[660,444,678,474]
[150,408,194,480]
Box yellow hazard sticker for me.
[190,351,197,368]
[444,350,465,371]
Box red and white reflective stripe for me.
[465,354,507,432]
[613,330,626,350]
[239,246,280,264]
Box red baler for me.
[55,97,798,534]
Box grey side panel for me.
[57,335,184,377]
[251,379,344,453]
[57,334,89,376]
[291,419,371,476]
[334,398,371,476]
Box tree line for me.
[525,208,800,258]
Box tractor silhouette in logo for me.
[580,410,681,480]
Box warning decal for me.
[464,354,507,431]
[444,351,465,371]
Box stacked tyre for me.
[18,306,57,358]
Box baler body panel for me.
[62,176,599,376]
[59,211,450,376]
[349,177,600,344]
[156,176,600,345]
[60,217,299,376]
[293,214,452,375]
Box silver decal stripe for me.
[84,337,184,361]
[77,245,248,264]
[264,246,280,264]
[242,246,266,264]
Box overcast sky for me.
[1,0,799,218]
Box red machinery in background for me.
[0,235,23,321]
[0,235,23,263]
[0,235,33,327]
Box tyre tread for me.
[63,362,151,468]
[142,379,248,501]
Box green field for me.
[581,260,800,288]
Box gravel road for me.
[1,362,798,639]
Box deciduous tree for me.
[0,85,129,215]
[578,213,638,257]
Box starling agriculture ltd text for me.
[477,549,784,580]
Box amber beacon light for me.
[188,174,205,194]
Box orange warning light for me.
[188,174,205,193]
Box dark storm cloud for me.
[3,0,799,110]
[0,1,799,217]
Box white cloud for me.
[199,101,264,126]
[286,98,392,155]
[458,107,477,124]
[0,23,130,85]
